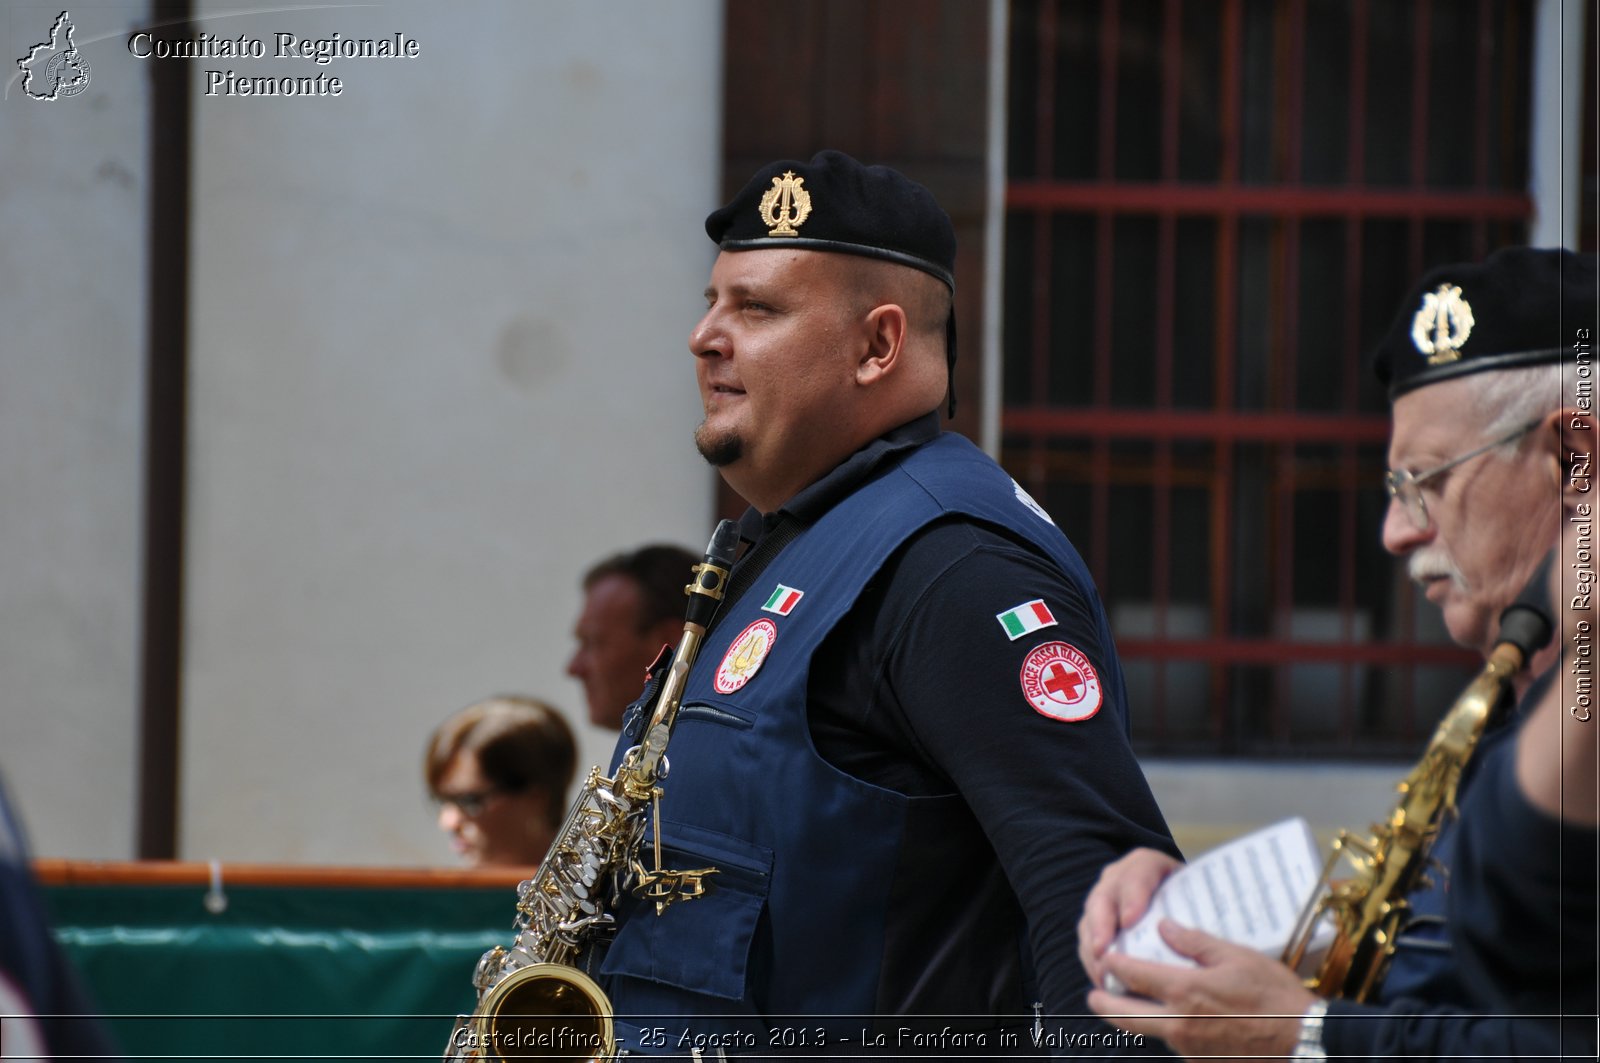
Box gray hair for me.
[1466,363,1578,454]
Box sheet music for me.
[1104,817,1331,990]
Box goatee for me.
[695,422,743,467]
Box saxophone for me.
[1282,593,1553,1001]
[448,521,741,1063]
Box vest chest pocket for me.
[678,700,756,730]
[621,700,754,749]
[601,819,773,1001]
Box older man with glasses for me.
[1075,246,1597,1062]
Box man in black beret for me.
[1078,246,1597,1061]
[593,150,1178,1054]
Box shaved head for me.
[837,256,953,337]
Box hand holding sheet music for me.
[1102,817,1332,993]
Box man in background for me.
[566,544,698,729]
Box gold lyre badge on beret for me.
[758,170,812,236]
[1410,283,1475,365]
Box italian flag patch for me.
[996,599,1057,641]
[761,584,804,616]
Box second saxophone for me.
[1283,591,1553,1001]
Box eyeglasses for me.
[1384,418,1541,532]
[432,788,504,817]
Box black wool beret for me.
[1372,246,1598,399]
[705,149,957,290]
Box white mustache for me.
[1408,550,1468,590]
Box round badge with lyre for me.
[714,619,778,694]
[1019,641,1103,722]
[1410,282,1474,366]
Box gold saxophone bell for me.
[473,963,615,1063]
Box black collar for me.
[718,413,941,618]
[736,411,942,544]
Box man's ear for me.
[1559,408,1596,504]
[856,303,909,386]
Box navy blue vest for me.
[597,433,1126,1054]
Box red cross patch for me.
[1019,641,1103,722]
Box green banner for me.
[45,881,515,1062]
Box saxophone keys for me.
[635,866,720,915]
[505,944,541,970]
[472,946,507,990]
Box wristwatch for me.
[1291,999,1328,1060]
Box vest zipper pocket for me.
[678,701,755,730]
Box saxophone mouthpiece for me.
[707,518,741,568]
[1497,550,1555,660]
[683,519,740,630]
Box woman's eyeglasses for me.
[432,788,504,817]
